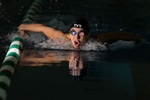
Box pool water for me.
[7,49,150,100]
[7,50,136,100]
[0,0,150,100]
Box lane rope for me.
[0,0,43,99]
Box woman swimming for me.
[18,17,142,49]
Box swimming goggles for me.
[69,30,86,36]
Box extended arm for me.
[18,23,65,40]
[90,32,142,44]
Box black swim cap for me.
[70,17,90,33]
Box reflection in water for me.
[14,49,140,100]
[19,49,106,66]
[69,51,83,76]
[20,49,69,66]
[20,49,89,77]
[19,50,105,76]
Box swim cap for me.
[70,17,90,33]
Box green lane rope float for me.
[0,37,23,100]
[22,0,43,23]
[0,0,43,99]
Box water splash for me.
[35,37,107,51]
[5,31,148,51]
[6,31,21,41]
[80,38,107,51]
[107,40,136,51]
[35,37,74,50]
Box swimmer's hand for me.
[18,24,30,37]
[19,30,30,37]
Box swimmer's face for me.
[69,28,88,48]
[69,51,83,76]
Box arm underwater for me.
[90,32,142,44]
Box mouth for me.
[74,40,80,47]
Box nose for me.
[75,34,80,39]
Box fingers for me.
[18,24,30,37]
[24,31,30,37]
[20,30,26,37]
[19,30,30,37]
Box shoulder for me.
[64,33,70,40]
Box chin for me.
[74,46,79,49]
[73,45,80,48]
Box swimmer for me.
[18,17,142,48]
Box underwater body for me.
[0,0,150,100]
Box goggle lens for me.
[70,30,85,36]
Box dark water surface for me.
[3,50,138,100]
[7,49,150,100]
[0,0,150,100]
